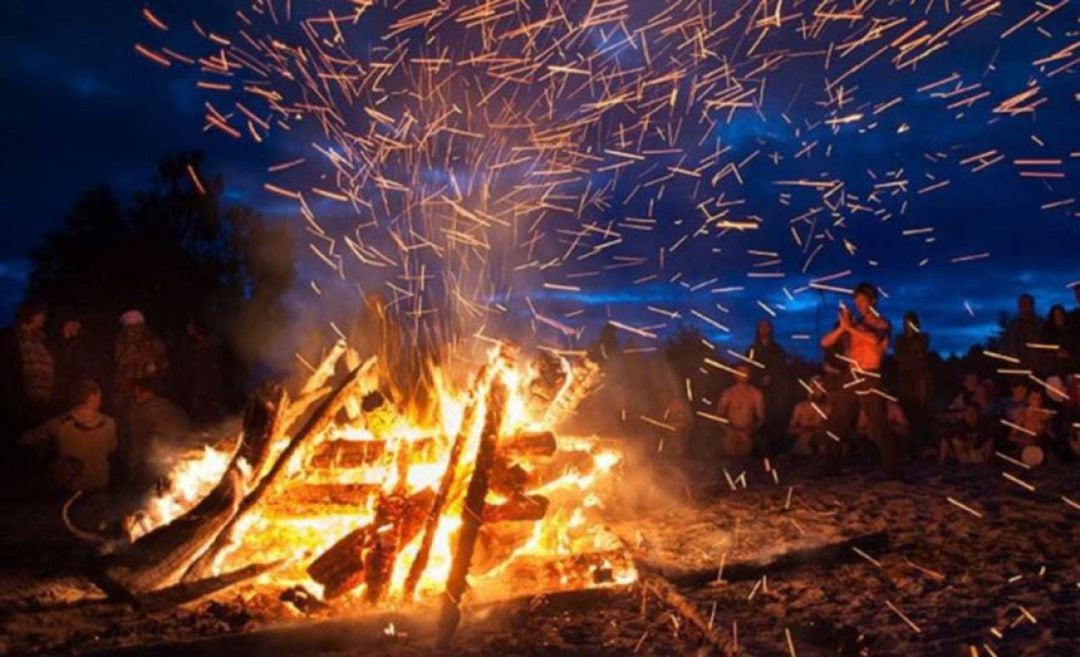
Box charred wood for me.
[104,385,287,595]
[436,379,506,649]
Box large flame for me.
[132,347,635,609]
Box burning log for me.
[489,458,531,497]
[305,488,435,600]
[499,430,557,457]
[182,359,375,582]
[482,494,549,523]
[308,436,437,469]
[436,378,507,650]
[273,483,381,506]
[104,384,288,596]
[402,363,497,600]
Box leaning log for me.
[402,363,496,600]
[104,384,287,595]
[436,379,507,650]
[182,359,374,582]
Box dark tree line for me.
[23,152,296,406]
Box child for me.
[22,380,118,492]
[939,403,992,465]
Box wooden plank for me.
[636,531,890,588]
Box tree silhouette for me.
[26,152,295,401]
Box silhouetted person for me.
[1005,294,1042,371]
[1040,305,1074,376]
[175,318,226,425]
[894,311,931,453]
[714,363,764,459]
[127,377,191,488]
[1069,283,1080,355]
[22,380,117,492]
[113,309,168,411]
[746,319,789,456]
[1,300,56,439]
[54,315,99,409]
[820,283,902,480]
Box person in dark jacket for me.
[894,311,931,453]
[54,315,101,410]
[1040,305,1075,376]
[746,319,790,456]
[1004,294,1043,370]
[175,318,226,425]
[127,377,192,489]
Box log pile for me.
[80,345,624,649]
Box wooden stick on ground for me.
[435,378,507,650]
[182,359,375,582]
[644,575,733,656]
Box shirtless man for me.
[820,282,903,480]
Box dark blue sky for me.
[1,1,1077,358]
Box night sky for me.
[2,1,1078,359]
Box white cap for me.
[120,309,145,326]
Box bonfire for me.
[70,341,636,647]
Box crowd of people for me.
[656,283,1080,482]
[2,282,1078,498]
[0,301,228,497]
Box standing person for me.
[714,364,765,459]
[746,319,790,456]
[0,300,56,439]
[127,377,192,488]
[1040,305,1075,376]
[820,282,903,481]
[21,380,117,492]
[113,310,168,411]
[1068,283,1080,357]
[1005,294,1042,371]
[894,311,931,453]
[175,318,226,425]
[54,315,97,409]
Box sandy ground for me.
[0,455,1077,656]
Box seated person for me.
[1001,382,1030,425]
[714,364,764,458]
[939,403,993,465]
[858,399,910,442]
[1007,389,1055,452]
[21,380,118,492]
[788,377,830,455]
